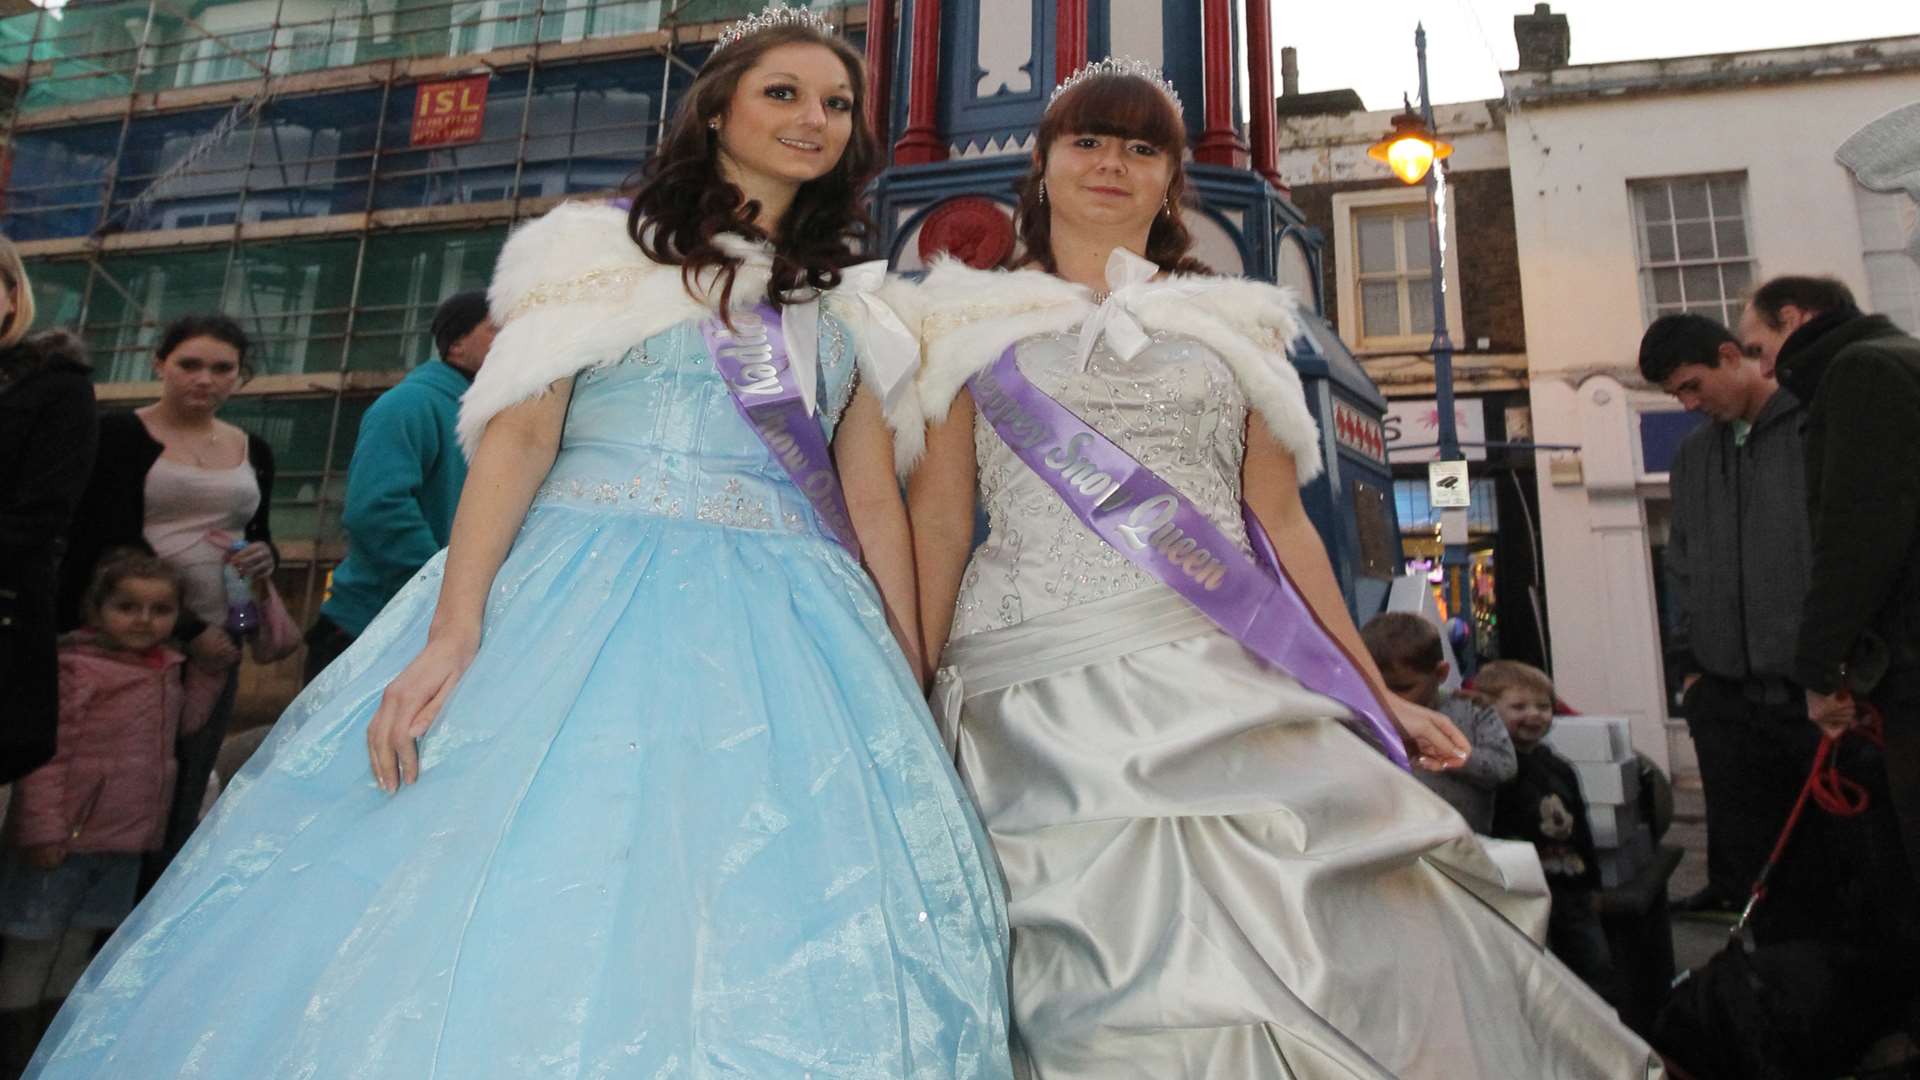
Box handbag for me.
[248,579,302,664]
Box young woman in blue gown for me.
[24,11,1012,1078]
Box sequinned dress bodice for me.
[952,328,1253,641]
[532,313,858,540]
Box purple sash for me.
[968,347,1411,771]
[702,304,863,559]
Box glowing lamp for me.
[1367,108,1452,185]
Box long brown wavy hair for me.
[1012,73,1209,276]
[626,23,878,310]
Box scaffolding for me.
[0,0,865,714]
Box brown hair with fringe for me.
[84,551,185,629]
[1011,73,1209,276]
[624,23,877,312]
[1359,611,1444,673]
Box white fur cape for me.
[458,201,923,455]
[905,257,1323,484]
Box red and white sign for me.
[1384,397,1488,464]
[1331,398,1387,464]
[412,76,490,148]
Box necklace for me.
[184,435,223,468]
[154,414,227,467]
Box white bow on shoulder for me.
[766,260,917,417]
[1073,248,1209,370]
[834,261,919,416]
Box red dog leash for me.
[1731,706,1884,939]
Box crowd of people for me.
[0,246,506,1070]
[0,4,1913,1077]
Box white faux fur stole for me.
[907,257,1324,483]
[458,201,922,455]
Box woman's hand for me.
[23,844,67,871]
[227,541,276,581]
[187,625,241,670]
[1388,697,1473,773]
[366,634,477,794]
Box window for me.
[350,228,508,370]
[1393,476,1499,534]
[1631,173,1753,327]
[1856,184,1920,334]
[181,28,271,87]
[273,16,361,75]
[1330,187,1463,353]
[223,394,375,544]
[449,0,538,56]
[587,0,661,37]
[1353,205,1433,343]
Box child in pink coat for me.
[0,554,223,1066]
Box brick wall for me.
[1287,170,1526,353]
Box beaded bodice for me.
[951,328,1253,640]
[531,313,858,539]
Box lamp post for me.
[1368,24,1474,661]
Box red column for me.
[864,0,896,162]
[1243,0,1282,188]
[1055,0,1087,84]
[892,0,947,164]
[1193,0,1249,167]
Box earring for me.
[1038,179,1047,205]
[708,119,719,132]
[1162,194,1172,215]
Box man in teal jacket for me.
[303,292,494,683]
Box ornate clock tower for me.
[864,0,1402,614]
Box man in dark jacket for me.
[1639,312,1821,929]
[1754,275,1920,893]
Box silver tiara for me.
[1048,56,1182,114]
[713,3,836,53]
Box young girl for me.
[907,60,1659,1077]
[24,9,1010,1078]
[0,556,220,1072]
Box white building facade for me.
[1502,35,1920,769]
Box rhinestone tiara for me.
[1048,56,1182,114]
[713,3,837,54]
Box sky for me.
[1274,0,1920,114]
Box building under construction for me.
[1,0,865,711]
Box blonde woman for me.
[0,237,95,784]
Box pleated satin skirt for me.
[933,585,1662,1080]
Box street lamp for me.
[1370,24,1474,663]
[1367,101,1452,186]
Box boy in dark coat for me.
[1484,660,1621,1003]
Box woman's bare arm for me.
[1241,410,1469,770]
[906,389,979,677]
[835,386,926,685]
[366,380,573,792]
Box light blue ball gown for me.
[26,224,1013,1078]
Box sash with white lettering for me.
[968,347,1411,770]
[702,303,863,559]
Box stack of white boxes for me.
[1545,715,1653,889]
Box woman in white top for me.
[58,314,277,869]
[906,61,1664,1078]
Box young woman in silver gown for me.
[905,60,1665,1080]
